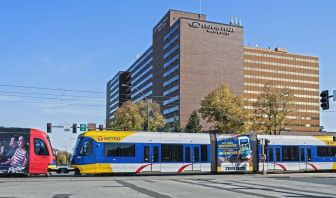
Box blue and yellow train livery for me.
[70,131,336,175]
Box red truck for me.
[0,127,55,175]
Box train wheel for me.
[74,169,81,176]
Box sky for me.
[0,0,335,150]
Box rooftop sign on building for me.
[188,21,235,36]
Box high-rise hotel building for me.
[106,10,320,133]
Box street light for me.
[121,84,150,131]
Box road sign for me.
[80,124,87,131]
[87,123,96,131]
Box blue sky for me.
[0,0,335,149]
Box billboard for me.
[0,131,30,174]
[217,134,253,172]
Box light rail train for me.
[70,131,336,175]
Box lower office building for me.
[106,10,320,133]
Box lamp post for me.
[121,84,150,131]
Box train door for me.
[266,147,275,171]
[143,144,160,172]
[304,146,316,170]
[299,146,306,170]
[270,146,282,171]
[191,145,201,171]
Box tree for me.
[252,83,294,135]
[111,100,165,131]
[185,110,203,133]
[163,119,184,132]
[111,101,144,130]
[199,84,250,133]
[137,100,165,131]
[55,150,71,165]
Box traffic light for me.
[47,123,52,133]
[99,124,104,131]
[320,90,329,110]
[72,123,77,133]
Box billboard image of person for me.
[0,131,30,174]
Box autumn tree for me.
[55,150,71,165]
[199,84,250,133]
[111,100,165,131]
[252,84,294,135]
[111,101,144,130]
[163,119,184,132]
[137,100,165,131]
[185,110,203,133]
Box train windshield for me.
[72,137,82,156]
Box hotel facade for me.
[106,10,320,133]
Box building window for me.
[163,106,179,115]
[164,34,180,50]
[131,58,153,77]
[163,75,179,87]
[131,66,153,85]
[131,82,153,99]
[131,74,153,92]
[165,116,179,123]
[163,44,180,59]
[163,23,180,41]
[163,85,179,96]
[163,96,179,106]
[164,54,179,68]
[164,64,179,78]
[128,49,153,73]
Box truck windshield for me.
[46,135,56,156]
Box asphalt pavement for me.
[0,172,335,198]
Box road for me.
[1,173,335,198]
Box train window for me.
[317,146,336,157]
[282,146,299,161]
[79,140,92,156]
[161,144,183,162]
[34,139,49,156]
[185,147,190,162]
[153,146,159,162]
[201,145,208,162]
[105,143,135,157]
[267,148,273,162]
[194,147,200,162]
[275,148,280,161]
[144,146,149,162]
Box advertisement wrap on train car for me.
[0,131,30,174]
[217,134,253,172]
